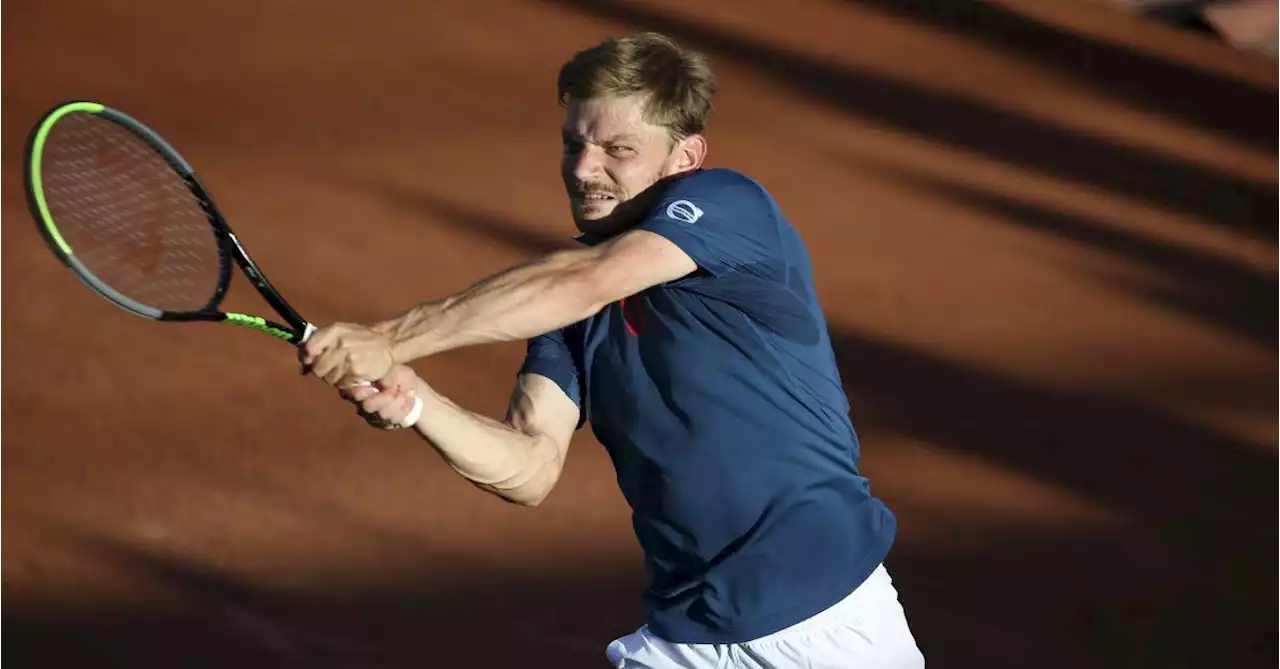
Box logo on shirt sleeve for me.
[665,200,704,224]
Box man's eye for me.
[607,145,633,156]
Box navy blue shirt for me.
[519,168,896,644]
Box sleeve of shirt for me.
[517,327,586,428]
[633,170,779,278]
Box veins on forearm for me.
[385,250,601,360]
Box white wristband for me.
[399,394,424,428]
[355,381,423,429]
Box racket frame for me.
[24,100,315,345]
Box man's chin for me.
[578,202,619,220]
[574,215,625,238]
[570,186,666,236]
[572,202,626,234]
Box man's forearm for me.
[377,249,604,363]
[406,378,560,506]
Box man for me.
[303,32,925,668]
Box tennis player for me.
[303,32,925,668]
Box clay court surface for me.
[3,1,1276,666]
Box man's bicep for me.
[588,229,698,303]
[507,373,581,456]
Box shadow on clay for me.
[542,0,1280,243]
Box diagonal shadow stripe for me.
[861,162,1277,349]
[849,0,1278,148]
[541,0,1276,241]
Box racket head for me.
[23,100,233,322]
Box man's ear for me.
[673,134,707,172]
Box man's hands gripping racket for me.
[343,366,426,430]
[22,99,421,428]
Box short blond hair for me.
[557,32,717,140]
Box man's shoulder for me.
[666,167,770,196]
[660,168,778,220]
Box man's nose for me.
[570,145,605,182]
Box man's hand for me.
[301,322,395,389]
[345,365,424,430]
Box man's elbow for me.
[481,459,559,507]
[510,487,551,508]
[491,478,554,507]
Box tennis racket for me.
[24,99,315,344]
[22,100,422,425]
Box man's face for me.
[560,94,701,237]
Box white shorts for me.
[605,564,925,668]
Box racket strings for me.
[41,113,225,313]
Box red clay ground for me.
[3,1,1276,667]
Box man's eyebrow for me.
[560,129,641,144]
